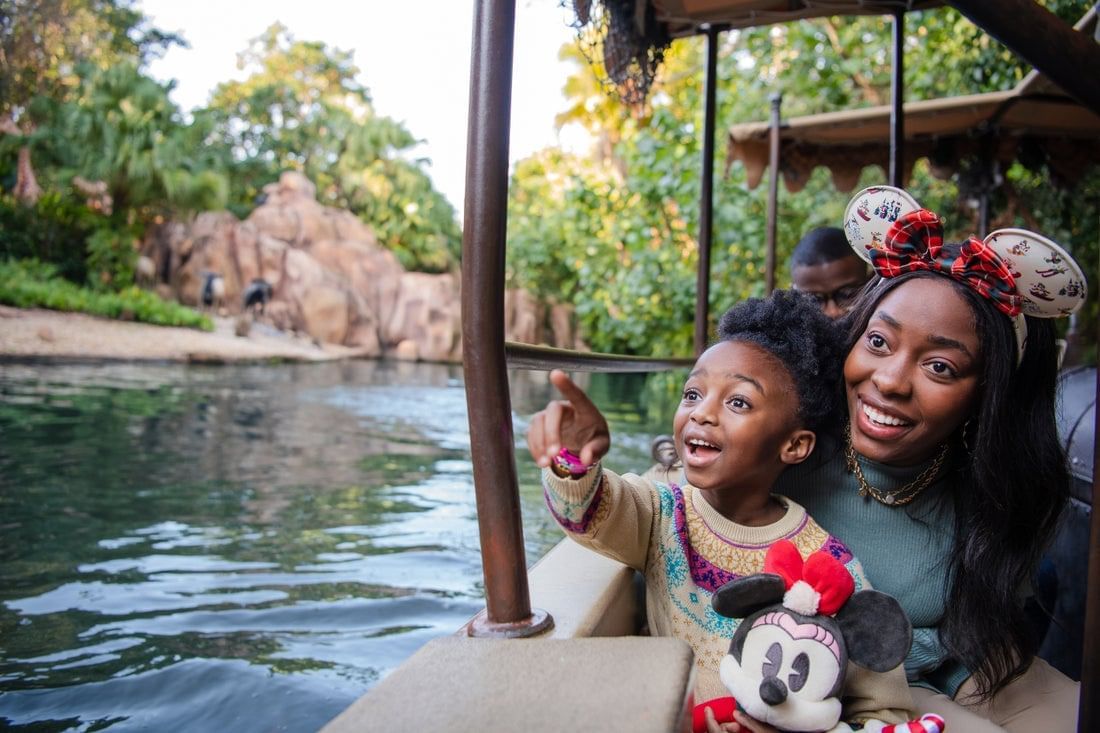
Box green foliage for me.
[204,24,461,272]
[1,0,184,117]
[62,62,229,216]
[0,192,97,283]
[85,227,137,290]
[0,258,213,330]
[507,1,1097,356]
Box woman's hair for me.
[716,289,845,431]
[844,269,1069,699]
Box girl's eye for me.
[728,397,749,410]
[682,388,701,401]
[866,332,887,350]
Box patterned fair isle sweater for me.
[543,465,915,725]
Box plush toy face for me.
[718,608,846,731]
[710,540,912,733]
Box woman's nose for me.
[871,357,912,397]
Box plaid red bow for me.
[870,209,1022,318]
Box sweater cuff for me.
[542,462,603,504]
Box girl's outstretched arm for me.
[527,369,610,468]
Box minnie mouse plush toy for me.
[694,540,944,733]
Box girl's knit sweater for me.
[543,464,914,724]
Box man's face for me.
[791,257,870,319]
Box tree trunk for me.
[14,146,42,206]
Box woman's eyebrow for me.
[928,334,973,358]
[875,309,973,357]
[872,311,902,328]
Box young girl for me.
[527,290,914,730]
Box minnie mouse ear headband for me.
[843,185,1088,364]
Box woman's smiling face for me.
[845,277,983,466]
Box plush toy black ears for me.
[712,574,787,619]
[834,590,912,673]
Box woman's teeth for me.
[862,402,908,427]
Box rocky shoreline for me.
[0,306,371,364]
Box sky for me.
[139,0,589,215]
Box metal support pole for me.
[890,9,905,188]
[977,191,989,238]
[765,92,782,295]
[461,0,551,638]
[1080,294,1100,732]
[694,24,720,357]
[947,0,1100,115]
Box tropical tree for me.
[0,0,182,202]
[204,24,461,272]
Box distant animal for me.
[135,255,156,288]
[200,272,225,313]
[242,278,273,316]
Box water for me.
[0,360,680,732]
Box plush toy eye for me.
[762,642,782,678]
[788,651,809,692]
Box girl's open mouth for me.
[684,437,721,466]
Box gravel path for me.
[0,306,370,363]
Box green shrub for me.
[86,226,138,290]
[0,193,98,283]
[0,258,213,330]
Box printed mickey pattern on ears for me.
[843,185,1087,321]
[843,186,920,264]
[983,229,1087,319]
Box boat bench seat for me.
[319,635,694,733]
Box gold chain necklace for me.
[845,424,949,506]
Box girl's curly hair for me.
[716,290,845,430]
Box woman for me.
[767,190,1086,732]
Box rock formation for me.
[143,172,583,361]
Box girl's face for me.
[844,277,983,466]
[673,341,810,494]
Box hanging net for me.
[566,0,672,109]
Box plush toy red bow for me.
[870,209,1022,318]
[763,540,854,616]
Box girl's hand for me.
[704,710,780,733]
[526,370,610,469]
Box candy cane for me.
[880,713,945,733]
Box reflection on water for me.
[0,360,677,731]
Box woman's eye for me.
[867,333,887,350]
[927,361,957,377]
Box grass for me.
[0,259,214,331]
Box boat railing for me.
[504,342,693,373]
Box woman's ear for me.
[780,429,816,465]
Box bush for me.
[0,193,98,283]
[0,258,213,330]
[85,227,138,290]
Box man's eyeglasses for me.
[802,284,863,311]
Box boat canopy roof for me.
[651,0,944,35]
[724,5,1100,191]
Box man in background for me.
[789,226,869,319]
